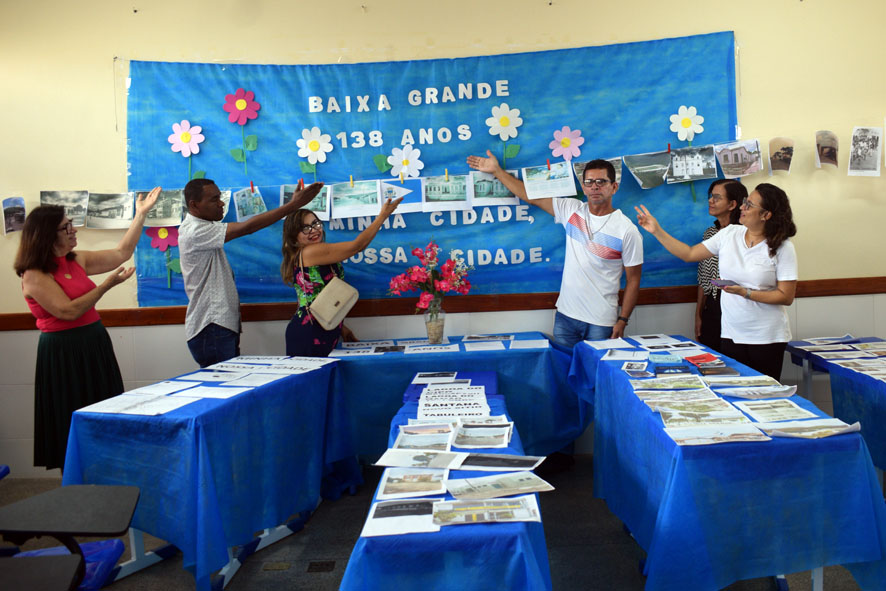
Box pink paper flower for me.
[223,88,261,126]
[417,292,435,309]
[146,227,179,252]
[549,126,585,161]
[168,120,204,157]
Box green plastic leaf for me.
[191,170,206,180]
[230,148,246,162]
[244,135,258,151]
[504,144,521,159]
[373,154,393,172]
[299,161,316,174]
[167,258,182,274]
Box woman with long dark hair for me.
[14,189,159,469]
[695,179,746,353]
[636,183,797,379]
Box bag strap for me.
[297,248,315,325]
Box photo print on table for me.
[86,192,134,229]
[40,190,89,226]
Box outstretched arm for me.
[467,150,554,216]
[634,205,713,263]
[722,280,796,306]
[79,187,161,275]
[302,197,403,267]
[22,266,134,321]
[226,180,324,242]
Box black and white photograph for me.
[623,151,671,189]
[143,189,184,227]
[572,157,623,185]
[769,137,794,173]
[848,126,881,177]
[422,174,471,212]
[234,187,268,222]
[815,130,839,168]
[282,184,329,221]
[713,139,763,178]
[667,145,718,183]
[40,190,89,226]
[86,192,134,229]
[3,197,26,234]
[330,179,381,219]
[469,170,519,206]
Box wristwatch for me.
[617,316,630,325]
[744,288,752,300]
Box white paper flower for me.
[296,127,333,164]
[486,103,523,141]
[669,105,704,142]
[387,144,424,178]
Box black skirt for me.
[34,320,123,470]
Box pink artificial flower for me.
[408,266,429,283]
[439,259,455,279]
[145,226,179,252]
[167,120,205,157]
[434,279,452,293]
[417,292,435,309]
[457,279,471,295]
[223,88,261,126]
[549,126,585,161]
[411,247,424,259]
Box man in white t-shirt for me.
[467,151,643,346]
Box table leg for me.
[801,359,812,399]
[113,528,178,581]
[811,566,823,591]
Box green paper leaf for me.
[230,148,246,162]
[244,135,258,151]
[504,144,521,159]
[299,161,316,174]
[191,170,206,180]
[167,258,182,274]
[373,154,393,172]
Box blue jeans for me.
[187,323,240,368]
[552,311,612,348]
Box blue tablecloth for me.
[340,371,552,591]
[331,333,589,459]
[571,340,886,591]
[63,363,361,590]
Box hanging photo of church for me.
[666,146,717,184]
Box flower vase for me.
[424,299,446,344]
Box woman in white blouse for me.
[635,183,797,379]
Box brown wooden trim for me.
[2,277,884,331]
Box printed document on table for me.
[455,453,546,472]
[327,348,383,357]
[377,467,448,500]
[375,448,467,470]
[452,425,512,449]
[271,356,338,368]
[733,399,818,422]
[631,334,683,346]
[602,349,649,361]
[584,338,634,350]
[220,373,289,387]
[446,471,554,500]
[126,381,198,396]
[412,371,459,384]
[432,494,541,526]
[715,385,797,399]
[226,355,291,364]
[664,424,772,446]
[170,385,252,399]
[756,418,860,438]
[462,334,515,342]
[404,344,460,354]
[79,394,200,416]
[398,337,450,346]
[702,375,781,388]
[177,370,250,381]
[360,499,440,537]
[646,398,738,414]
[392,423,454,452]
[463,341,506,352]
[205,362,299,374]
[508,339,550,349]
[633,388,719,402]
[342,340,394,348]
[628,375,707,390]
[658,409,753,428]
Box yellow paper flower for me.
[669,105,704,142]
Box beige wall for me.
[2,0,885,314]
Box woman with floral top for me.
[280,197,402,356]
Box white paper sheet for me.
[412,371,458,384]
[170,386,252,399]
[463,341,506,352]
[220,373,289,387]
[177,370,250,382]
[127,381,198,395]
[360,499,441,537]
[583,338,634,350]
[377,467,448,500]
[343,340,394,348]
[327,348,383,357]
[398,337,450,346]
[508,339,550,349]
[404,344,460,354]
[78,394,200,416]
[733,399,818,422]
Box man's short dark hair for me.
[582,159,616,183]
[184,178,216,207]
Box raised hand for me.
[289,180,325,209]
[634,204,661,234]
[466,150,501,174]
[136,187,161,215]
[379,196,404,219]
[103,266,135,289]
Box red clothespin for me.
[667,143,671,154]
[250,181,255,194]
[546,159,551,170]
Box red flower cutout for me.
[146,226,179,252]
[223,88,261,125]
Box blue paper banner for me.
[131,32,736,306]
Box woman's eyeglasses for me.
[741,198,765,210]
[57,221,74,235]
[299,220,323,235]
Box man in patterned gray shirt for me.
[179,178,322,367]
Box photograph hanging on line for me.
[422,174,472,212]
[3,197,26,234]
[40,190,89,227]
[571,157,623,185]
[469,170,520,206]
[623,151,671,189]
[233,187,267,222]
[713,139,763,178]
[848,126,882,177]
[86,192,134,229]
[144,189,184,227]
[769,137,794,174]
[667,146,717,184]
[281,184,329,221]
[815,130,838,168]
[521,161,576,199]
[330,179,381,219]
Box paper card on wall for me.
[282,184,329,221]
[713,139,763,179]
[623,152,670,189]
[666,146,718,184]
[382,178,423,214]
[86,193,135,229]
[768,137,794,175]
[2,197,25,234]
[467,170,520,207]
[521,161,577,199]
[572,157,623,185]
[815,130,838,168]
[330,180,381,219]
[143,189,184,227]
[40,190,89,227]
[233,186,267,222]
[848,126,882,176]
[421,174,472,212]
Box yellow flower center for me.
[560,137,571,148]
[308,140,320,152]
[681,117,693,128]
[402,159,410,166]
[180,131,191,143]
[499,116,510,127]
[158,228,168,239]
[235,99,248,111]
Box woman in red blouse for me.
[14,188,159,470]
